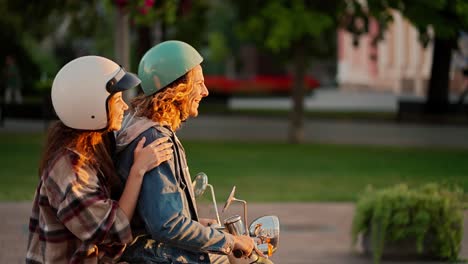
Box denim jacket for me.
[114,113,234,263]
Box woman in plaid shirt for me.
[26,56,174,264]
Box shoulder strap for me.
[170,133,198,220]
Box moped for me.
[193,172,280,264]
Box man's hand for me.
[232,235,255,257]
[199,218,218,227]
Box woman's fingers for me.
[134,137,146,152]
[149,136,170,147]
[152,142,173,151]
[133,137,175,174]
[143,137,173,167]
[155,148,173,156]
[134,137,174,171]
[154,144,173,157]
[155,148,173,162]
[157,151,172,164]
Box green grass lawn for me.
[1,133,467,202]
[0,133,45,200]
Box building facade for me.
[337,11,437,96]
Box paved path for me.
[177,115,468,149]
[3,116,468,149]
[3,202,467,264]
[229,90,399,112]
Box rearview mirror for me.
[192,172,221,226]
[192,172,208,198]
[249,216,280,257]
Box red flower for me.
[144,0,155,7]
[204,75,320,95]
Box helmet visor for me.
[106,67,141,93]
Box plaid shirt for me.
[26,150,132,264]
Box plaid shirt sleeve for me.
[44,156,132,259]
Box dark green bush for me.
[352,183,464,264]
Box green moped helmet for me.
[138,40,203,95]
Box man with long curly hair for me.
[114,41,255,263]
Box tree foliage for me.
[0,0,112,91]
[0,0,62,91]
[112,0,209,63]
[234,1,340,58]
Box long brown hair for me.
[131,69,195,131]
[39,122,120,194]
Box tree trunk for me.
[288,42,307,144]
[137,25,151,66]
[425,37,455,114]
[114,8,133,101]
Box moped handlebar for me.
[193,173,279,263]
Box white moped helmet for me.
[51,56,140,130]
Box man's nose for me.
[201,84,209,97]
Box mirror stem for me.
[208,184,221,225]
[234,198,248,234]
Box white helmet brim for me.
[106,68,141,93]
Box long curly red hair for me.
[131,68,195,131]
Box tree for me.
[113,0,209,64]
[230,1,340,143]
[0,0,114,91]
[345,0,468,114]
[0,0,63,90]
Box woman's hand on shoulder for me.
[131,136,173,177]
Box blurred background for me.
[0,0,468,263]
